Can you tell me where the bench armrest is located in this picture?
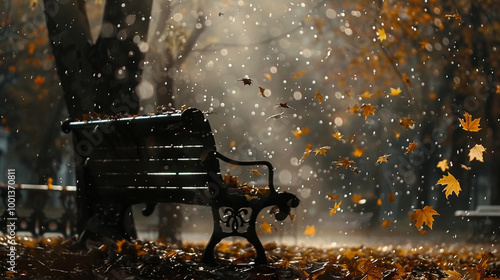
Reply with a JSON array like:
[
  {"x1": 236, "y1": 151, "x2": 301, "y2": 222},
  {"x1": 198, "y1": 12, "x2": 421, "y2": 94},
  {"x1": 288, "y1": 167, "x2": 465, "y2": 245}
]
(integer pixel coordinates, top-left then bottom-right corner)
[{"x1": 214, "y1": 152, "x2": 277, "y2": 194}]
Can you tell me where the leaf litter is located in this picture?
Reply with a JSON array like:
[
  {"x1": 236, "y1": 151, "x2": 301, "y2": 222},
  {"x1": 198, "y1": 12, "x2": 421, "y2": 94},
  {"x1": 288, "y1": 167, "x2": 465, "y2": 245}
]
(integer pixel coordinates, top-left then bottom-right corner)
[{"x1": 1, "y1": 236, "x2": 499, "y2": 279}]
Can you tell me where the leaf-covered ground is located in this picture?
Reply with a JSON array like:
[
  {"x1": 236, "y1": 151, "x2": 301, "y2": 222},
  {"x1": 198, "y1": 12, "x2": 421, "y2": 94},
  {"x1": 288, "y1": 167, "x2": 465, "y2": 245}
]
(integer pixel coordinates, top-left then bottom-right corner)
[{"x1": 1, "y1": 236, "x2": 499, "y2": 279}]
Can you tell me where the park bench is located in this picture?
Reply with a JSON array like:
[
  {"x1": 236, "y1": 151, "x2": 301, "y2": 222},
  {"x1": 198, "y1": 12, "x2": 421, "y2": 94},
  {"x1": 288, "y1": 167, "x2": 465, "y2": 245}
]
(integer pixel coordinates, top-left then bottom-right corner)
[
  {"x1": 455, "y1": 205, "x2": 500, "y2": 242},
  {"x1": 61, "y1": 107, "x2": 299, "y2": 264}
]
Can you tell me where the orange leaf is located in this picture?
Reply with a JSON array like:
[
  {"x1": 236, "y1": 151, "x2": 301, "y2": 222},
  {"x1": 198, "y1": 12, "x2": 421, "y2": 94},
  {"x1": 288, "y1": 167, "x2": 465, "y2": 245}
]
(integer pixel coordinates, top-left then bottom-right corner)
[
  {"x1": 381, "y1": 220, "x2": 391, "y2": 228},
  {"x1": 250, "y1": 169, "x2": 262, "y2": 176},
  {"x1": 390, "y1": 87, "x2": 401, "y2": 96},
  {"x1": 459, "y1": 112, "x2": 481, "y2": 132},
  {"x1": 437, "y1": 172, "x2": 461, "y2": 199},
  {"x1": 261, "y1": 221, "x2": 272, "y2": 233},
  {"x1": 377, "y1": 28, "x2": 386, "y2": 41},
  {"x1": 314, "y1": 146, "x2": 331, "y2": 156},
  {"x1": 360, "y1": 104, "x2": 375, "y2": 119},
  {"x1": 400, "y1": 117, "x2": 415, "y2": 129},
  {"x1": 348, "y1": 104, "x2": 360, "y2": 114},
  {"x1": 468, "y1": 144, "x2": 486, "y2": 162},
  {"x1": 360, "y1": 91, "x2": 373, "y2": 98},
  {"x1": 352, "y1": 194, "x2": 362, "y2": 204},
  {"x1": 405, "y1": 141, "x2": 417, "y2": 154},
  {"x1": 333, "y1": 156, "x2": 355, "y2": 169},
  {"x1": 34, "y1": 75, "x2": 45, "y2": 86},
  {"x1": 264, "y1": 73, "x2": 272, "y2": 80},
  {"x1": 293, "y1": 127, "x2": 310, "y2": 139},
  {"x1": 410, "y1": 206, "x2": 439, "y2": 230},
  {"x1": 299, "y1": 144, "x2": 312, "y2": 163},
  {"x1": 47, "y1": 177, "x2": 53, "y2": 190},
  {"x1": 292, "y1": 70, "x2": 306, "y2": 79},
  {"x1": 315, "y1": 89, "x2": 323, "y2": 104},
  {"x1": 436, "y1": 159, "x2": 449, "y2": 172},
  {"x1": 376, "y1": 154, "x2": 391, "y2": 164},
  {"x1": 377, "y1": 198, "x2": 382, "y2": 206},
  {"x1": 388, "y1": 192, "x2": 395, "y2": 203},
  {"x1": 329, "y1": 200, "x2": 342, "y2": 216},
  {"x1": 332, "y1": 131, "x2": 343, "y2": 140},
  {"x1": 352, "y1": 146, "x2": 365, "y2": 157},
  {"x1": 304, "y1": 225, "x2": 316, "y2": 236},
  {"x1": 28, "y1": 42, "x2": 36, "y2": 54}
]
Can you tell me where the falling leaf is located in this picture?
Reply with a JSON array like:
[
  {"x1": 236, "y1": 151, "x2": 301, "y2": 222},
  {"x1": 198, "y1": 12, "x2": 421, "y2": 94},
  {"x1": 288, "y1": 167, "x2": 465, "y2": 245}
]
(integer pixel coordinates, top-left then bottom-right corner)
[
  {"x1": 265, "y1": 112, "x2": 286, "y2": 121},
  {"x1": 437, "y1": 172, "x2": 461, "y2": 199},
  {"x1": 461, "y1": 164, "x2": 471, "y2": 170},
  {"x1": 388, "y1": 193, "x2": 396, "y2": 203},
  {"x1": 277, "y1": 102, "x2": 291, "y2": 109},
  {"x1": 376, "y1": 154, "x2": 391, "y2": 164},
  {"x1": 238, "y1": 77, "x2": 253, "y2": 85},
  {"x1": 293, "y1": 127, "x2": 310, "y2": 139},
  {"x1": 420, "y1": 39, "x2": 429, "y2": 50},
  {"x1": 402, "y1": 73, "x2": 411, "y2": 86},
  {"x1": 390, "y1": 87, "x2": 401, "y2": 96},
  {"x1": 8, "y1": 66, "x2": 16, "y2": 72},
  {"x1": 377, "y1": 198, "x2": 382, "y2": 206},
  {"x1": 332, "y1": 131, "x2": 343, "y2": 140},
  {"x1": 28, "y1": 42, "x2": 36, "y2": 55},
  {"x1": 496, "y1": 84, "x2": 500, "y2": 95},
  {"x1": 299, "y1": 144, "x2": 312, "y2": 162},
  {"x1": 352, "y1": 146, "x2": 365, "y2": 157},
  {"x1": 315, "y1": 89, "x2": 323, "y2": 104},
  {"x1": 468, "y1": 144, "x2": 486, "y2": 162},
  {"x1": 400, "y1": 117, "x2": 415, "y2": 129},
  {"x1": 292, "y1": 70, "x2": 306, "y2": 79},
  {"x1": 377, "y1": 28, "x2": 386, "y2": 41},
  {"x1": 264, "y1": 73, "x2": 272, "y2": 80},
  {"x1": 261, "y1": 221, "x2": 272, "y2": 233},
  {"x1": 381, "y1": 220, "x2": 391, "y2": 228},
  {"x1": 314, "y1": 146, "x2": 331, "y2": 156},
  {"x1": 333, "y1": 156, "x2": 355, "y2": 169},
  {"x1": 29, "y1": 0, "x2": 38, "y2": 11},
  {"x1": 352, "y1": 194, "x2": 362, "y2": 204},
  {"x1": 249, "y1": 169, "x2": 262, "y2": 176},
  {"x1": 34, "y1": 75, "x2": 45, "y2": 86},
  {"x1": 405, "y1": 141, "x2": 417, "y2": 154},
  {"x1": 360, "y1": 91, "x2": 373, "y2": 98},
  {"x1": 445, "y1": 11, "x2": 462, "y2": 20},
  {"x1": 410, "y1": 206, "x2": 439, "y2": 230},
  {"x1": 304, "y1": 225, "x2": 316, "y2": 236},
  {"x1": 327, "y1": 193, "x2": 339, "y2": 200},
  {"x1": 329, "y1": 200, "x2": 342, "y2": 216},
  {"x1": 360, "y1": 104, "x2": 375, "y2": 119},
  {"x1": 348, "y1": 104, "x2": 360, "y2": 114},
  {"x1": 437, "y1": 159, "x2": 449, "y2": 172},
  {"x1": 459, "y1": 112, "x2": 481, "y2": 132},
  {"x1": 258, "y1": 87, "x2": 266, "y2": 97}
]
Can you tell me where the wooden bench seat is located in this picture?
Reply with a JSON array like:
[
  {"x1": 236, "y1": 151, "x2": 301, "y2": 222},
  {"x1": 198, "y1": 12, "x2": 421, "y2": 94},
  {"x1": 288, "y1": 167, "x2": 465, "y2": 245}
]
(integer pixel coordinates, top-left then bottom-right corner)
[{"x1": 62, "y1": 108, "x2": 299, "y2": 264}]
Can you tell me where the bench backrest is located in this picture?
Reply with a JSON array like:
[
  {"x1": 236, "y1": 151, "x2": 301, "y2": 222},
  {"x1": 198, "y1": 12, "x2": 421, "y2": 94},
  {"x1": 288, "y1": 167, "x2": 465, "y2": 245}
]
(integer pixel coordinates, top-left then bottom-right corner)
[{"x1": 65, "y1": 108, "x2": 220, "y2": 203}]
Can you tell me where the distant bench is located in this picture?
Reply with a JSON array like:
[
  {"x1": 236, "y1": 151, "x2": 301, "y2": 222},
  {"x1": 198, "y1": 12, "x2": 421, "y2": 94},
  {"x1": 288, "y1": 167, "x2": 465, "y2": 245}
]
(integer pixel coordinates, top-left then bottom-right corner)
[
  {"x1": 455, "y1": 205, "x2": 500, "y2": 241},
  {"x1": 62, "y1": 108, "x2": 299, "y2": 264}
]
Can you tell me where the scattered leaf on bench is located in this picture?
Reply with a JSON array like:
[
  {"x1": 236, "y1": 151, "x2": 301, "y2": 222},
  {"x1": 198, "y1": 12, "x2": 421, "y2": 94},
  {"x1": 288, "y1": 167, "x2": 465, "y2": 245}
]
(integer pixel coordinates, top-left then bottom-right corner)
[{"x1": 437, "y1": 172, "x2": 461, "y2": 199}]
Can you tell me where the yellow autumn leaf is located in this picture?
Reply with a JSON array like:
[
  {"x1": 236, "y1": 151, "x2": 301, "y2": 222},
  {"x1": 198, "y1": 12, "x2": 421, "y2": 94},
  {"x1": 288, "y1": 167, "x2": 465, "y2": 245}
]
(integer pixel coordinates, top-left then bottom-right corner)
[
  {"x1": 332, "y1": 131, "x2": 343, "y2": 140},
  {"x1": 437, "y1": 172, "x2": 461, "y2": 199},
  {"x1": 436, "y1": 159, "x2": 449, "y2": 172},
  {"x1": 468, "y1": 144, "x2": 486, "y2": 162},
  {"x1": 377, "y1": 28, "x2": 386, "y2": 41},
  {"x1": 360, "y1": 104, "x2": 375, "y2": 119},
  {"x1": 410, "y1": 206, "x2": 439, "y2": 230},
  {"x1": 299, "y1": 144, "x2": 312, "y2": 163},
  {"x1": 459, "y1": 112, "x2": 481, "y2": 132},
  {"x1": 304, "y1": 225, "x2": 316, "y2": 236},
  {"x1": 329, "y1": 200, "x2": 342, "y2": 216},
  {"x1": 314, "y1": 146, "x2": 331, "y2": 156},
  {"x1": 390, "y1": 87, "x2": 401, "y2": 96},
  {"x1": 261, "y1": 221, "x2": 272, "y2": 233},
  {"x1": 360, "y1": 91, "x2": 373, "y2": 98},
  {"x1": 376, "y1": 154, "x2": 391, "y2": 164},
  {"x1": 293, "y1": 127, "x2": 310, "y2": 139}
]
